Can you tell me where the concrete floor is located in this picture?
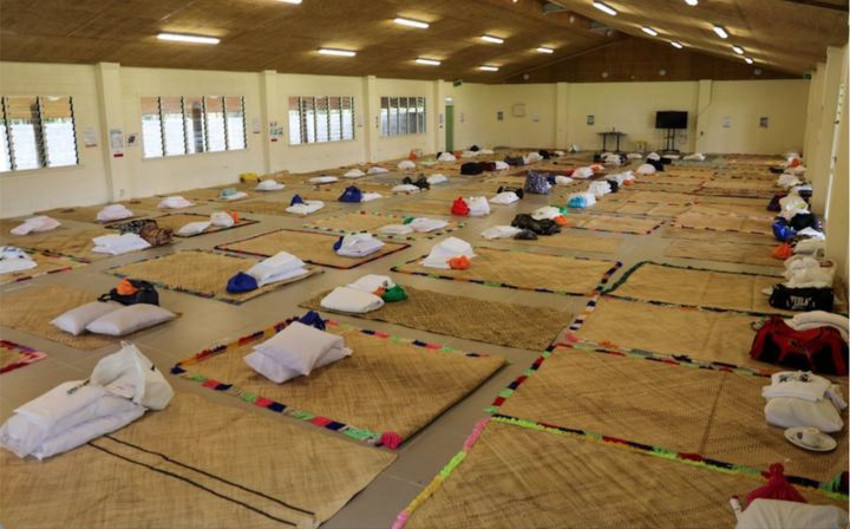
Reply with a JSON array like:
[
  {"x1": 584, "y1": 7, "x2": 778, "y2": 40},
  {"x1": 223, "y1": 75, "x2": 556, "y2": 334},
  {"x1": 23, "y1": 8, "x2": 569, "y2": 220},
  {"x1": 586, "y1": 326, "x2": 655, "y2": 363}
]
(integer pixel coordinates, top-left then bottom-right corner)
[{"x1": 0, "y1": 167, "x2": 786, "y2": 528}]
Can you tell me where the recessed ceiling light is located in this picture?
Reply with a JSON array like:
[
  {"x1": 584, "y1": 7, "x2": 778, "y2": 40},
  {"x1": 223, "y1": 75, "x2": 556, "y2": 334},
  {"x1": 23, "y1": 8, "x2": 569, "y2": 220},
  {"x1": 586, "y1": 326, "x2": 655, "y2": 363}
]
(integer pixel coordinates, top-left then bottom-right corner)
[
  {"x1": 277, "y1": 0, "x2": 302, "y2": 4},
  {"x1": 415, "y1": 57, "x2": 441, "y2": 66},
  {"x1": 157, "y1": 32, "x2": 220, "y2": 45},
  {"x1": 536, "y1": 46, "x2": 555, "y2": 54},
  {"x1": 592, "y1": 1, "x2": 618, "y2": 16},
  {"x1": 479, "y1": 65, "x2": 500, "y2": 71},
  {"x1": 394, "y1": 17, "x2": 429, "y2": 29},
  {"x1": 684, "y1": 0, "x2": 698, "y2": 5},
  {"x1": 744, "y1": 56, "x2": 754, "y2": 64},
  {"x1": 480, "y1": 34, "x2": 505, "y2": 44},
  {"x1": 641, "y1": 26, "x2": 659, "y2": 36},
  {"x1": 732, "y1": 45, "x2": 744, "y2": 55},
  {"x1": 318, "y1": 48, "x2": 356, "y2": 57},
  {"x1": 671, "y1": 41, "x2": 684, "y2": 49},
  {"x1": 712, "y1": 25, "x2": 729, "y2": 39}
]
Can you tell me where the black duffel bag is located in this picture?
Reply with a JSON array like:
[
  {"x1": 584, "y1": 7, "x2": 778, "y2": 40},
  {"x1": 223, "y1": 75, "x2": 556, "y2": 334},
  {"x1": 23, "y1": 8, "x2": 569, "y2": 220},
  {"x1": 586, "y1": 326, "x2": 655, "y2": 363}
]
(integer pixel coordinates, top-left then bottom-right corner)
[
  {"x1": 99, "y1": 279, "x2": 160, "y2": 306},
  {"x1": 768, "y1": 284, "x2": 834, "y2": 312}
]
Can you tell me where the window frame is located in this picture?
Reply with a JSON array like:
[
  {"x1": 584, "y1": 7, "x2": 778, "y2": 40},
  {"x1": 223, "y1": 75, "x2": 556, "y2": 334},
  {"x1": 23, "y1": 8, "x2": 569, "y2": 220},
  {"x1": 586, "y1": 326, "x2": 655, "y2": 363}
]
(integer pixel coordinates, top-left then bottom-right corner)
[
  {"x1": 288, "y1": 95, "x2": 356, "y2": 147},
  {"x1": 380, "y1": 96, "x2": 427, "y2": 138},
  {"x1": 0, "y1": 95, "x2": 80, "y2": 173}
]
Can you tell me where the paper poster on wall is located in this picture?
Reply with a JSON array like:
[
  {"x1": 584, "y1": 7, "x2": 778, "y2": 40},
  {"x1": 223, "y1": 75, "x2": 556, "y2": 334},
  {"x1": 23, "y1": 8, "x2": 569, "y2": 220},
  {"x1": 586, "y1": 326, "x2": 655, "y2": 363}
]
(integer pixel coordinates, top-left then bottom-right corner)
[
  {"x1": 759, "y1": 117, "x2": 769, "y2": 128},
  {"x1": 83, "y1": 127, "x2": 98, "y2": 148},
  {"x1": 722, "y1": 117, "x2": 732, "y2": 128},
  {"x1": 532, "y1": 114, "x2": 540, "y2": 123},
  {"x1": 497, "y1": 111, "x2": 504, "y2": 121},
  {"x1": 357, "y1": 114, "x2": 364, "y2": 128},
  {"x1": 586, "y1": 115, "x2": 595, "y2": 126},
  {"x1": 269, "y1": 121, "x2": 283, "y2": 142},
  {"x1": 251, "y1": 117, "x2": 262, "y2": 134},
  {"x1": 511, "y1": 104, "x2": 526, "y2": 118},
  {"x1": 109, "y1": 128, "x2": 124, "y2": 158}
]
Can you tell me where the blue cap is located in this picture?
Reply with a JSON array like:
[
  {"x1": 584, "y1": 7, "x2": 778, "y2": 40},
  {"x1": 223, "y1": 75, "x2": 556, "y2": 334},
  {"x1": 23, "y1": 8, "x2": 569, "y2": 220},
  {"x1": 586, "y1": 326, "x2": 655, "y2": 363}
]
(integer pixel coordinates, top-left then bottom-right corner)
[
  {"x1": 332, "y1": 236, "x2": 344, "y2": 251},
  {"x1": 338, "y1": 185, "x2": 363, "y2": 203},
  {"x1": 299, "y1": 310, "x2": 327, "y2": 330},
  {"x1": 290, "y1": 194, "x2": 304, "y2": 206},
  {"x1": 226, "y1": 272, "x2": 258, "y2": 293}
]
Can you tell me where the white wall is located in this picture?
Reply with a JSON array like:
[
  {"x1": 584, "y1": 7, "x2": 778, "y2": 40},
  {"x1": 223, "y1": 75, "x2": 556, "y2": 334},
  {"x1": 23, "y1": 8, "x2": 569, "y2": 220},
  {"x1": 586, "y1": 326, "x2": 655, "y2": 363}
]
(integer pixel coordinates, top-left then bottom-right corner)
[
  {"x1": 0, "y1": 60, "x2": 815, "y2": 217},
  {"x1": 0, "y1": 62, "x2": 110, "y2": 215}
]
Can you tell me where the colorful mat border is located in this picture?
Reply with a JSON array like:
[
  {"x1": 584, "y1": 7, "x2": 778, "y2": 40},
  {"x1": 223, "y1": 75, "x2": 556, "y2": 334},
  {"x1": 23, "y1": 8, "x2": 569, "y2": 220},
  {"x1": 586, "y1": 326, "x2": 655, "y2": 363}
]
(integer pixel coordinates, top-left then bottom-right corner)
[
  {"x1": 391, "y1": 248, "x2": 622, "y2": 298},
  {"x1": 106, "y1": 249, "x2": 323, "y2": 306},
  {"x1": 171, "y1": 317, "x2": 499, "y2": 450},
  {"x1": 301, "y1": 210, "x2": 465, "y2": 241},
  {"x1": 391, "y1": 416, "x2": 848, "y2": 529},
  {"x1": 213, "y1": 228, "x2": 411, "y2": 270},
  {"x1": 0, "y1": 340, "x2": 47, "y2": 374},
  {"x1": 105, "y1": 212, "x2": 260, "y2": 238}
]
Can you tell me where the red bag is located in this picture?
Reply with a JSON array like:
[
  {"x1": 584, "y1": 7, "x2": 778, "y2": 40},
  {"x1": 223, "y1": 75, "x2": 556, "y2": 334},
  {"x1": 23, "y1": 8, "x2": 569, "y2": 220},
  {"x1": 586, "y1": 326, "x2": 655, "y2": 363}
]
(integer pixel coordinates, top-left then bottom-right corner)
[
  {"x1": 750, "y1": 316, "x2": 848, "y2": 375},
  {"x1": 451, "y1": 197, "x2": 470, "y2": 216},
  {"x1": 745, "y1": 464, "x2": 807, "y2": 507}
]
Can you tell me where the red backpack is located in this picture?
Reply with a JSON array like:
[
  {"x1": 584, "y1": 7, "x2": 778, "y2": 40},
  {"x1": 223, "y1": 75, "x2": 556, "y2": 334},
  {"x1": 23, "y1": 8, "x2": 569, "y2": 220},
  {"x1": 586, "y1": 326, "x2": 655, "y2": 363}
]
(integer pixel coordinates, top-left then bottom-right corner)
[{"x1": 750, "y1": 316, "x2": 848, "y2": 375}]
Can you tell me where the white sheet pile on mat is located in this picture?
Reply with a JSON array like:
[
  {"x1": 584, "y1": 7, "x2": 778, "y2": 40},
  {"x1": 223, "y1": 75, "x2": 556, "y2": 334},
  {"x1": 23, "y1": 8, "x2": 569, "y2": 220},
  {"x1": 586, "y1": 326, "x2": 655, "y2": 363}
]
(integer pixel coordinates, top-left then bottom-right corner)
[
  {"x1": 481, "y1": 226, "x2": 522, "y2": 240},
  {"x1": 0, "y1": 247, "x2": 37, "y2": 275},
  {"x1": 427, "y1": 173, "x2": 448, "y2": 184},
  {"x1": 0, "y1": 343, "x2": 172, "y2": 460},
  {"x1": 255, "y1": 179, "x2": 285, "y2": 191},
  {"x1": 11, "y1": 216, "x2": 61, "y2": 235},
  {"x1": 92, "y1": 234, "x2": 151, "y2": 255},
  {"x1": 96, "y1": 204, "x2": 134, "y2": 222},
  {"x1": 762, "y1": 371, "x2": 846, "y2": 433},
  {"x1": 177, "y1": 221, "x2": 211, "y2": 236},
  {"x1": 245, "y1": 322, "x2": 352, "y2": 383},
  {"x1": 368, "y1": 166, "x2": 389, "y2": 174},
  {"x1": 735, "y1": 499, "x2": 847, "y2": 529},
  {"x1": 157, "y1": 196, "x2": 194, "y2": 209},
  {"x1": 320, "y1": 286, "x2": 384, "y2": 313},
  {"x1": 246, "y1": 251, "x2": 309, "y2": 286},
  {"x1": 490, "y1": 192, "x2": 519, "y2": 205},
  {"x1": 308, "y1": 176, "x2": 338, "y2": 184},
  {"x1": 336, "y1": 233, "x2": 385, "y2": 257},
  {"x1": 409, "y1": 218, "x2": 448, "y2": 233},
  {"x1": 421, "y1": 237, "x2": 475, "y2": 269},
  {"x1": 286, "y1": 200, "x2": 324, "y2": 215},
  {"x1": 467, "y1": 196, "x2": 490, "y2": 216},
  {"x1": 343, "y1": 169, "x2": 365, "y2": 178}
]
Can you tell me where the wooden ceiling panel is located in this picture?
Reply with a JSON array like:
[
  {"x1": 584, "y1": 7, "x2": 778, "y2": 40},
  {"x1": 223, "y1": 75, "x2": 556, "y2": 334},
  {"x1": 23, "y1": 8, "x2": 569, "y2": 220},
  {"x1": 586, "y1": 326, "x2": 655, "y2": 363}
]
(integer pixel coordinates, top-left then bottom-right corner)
[{"x1": 0, "y1": 0, "x2": 844, "y2": 82}]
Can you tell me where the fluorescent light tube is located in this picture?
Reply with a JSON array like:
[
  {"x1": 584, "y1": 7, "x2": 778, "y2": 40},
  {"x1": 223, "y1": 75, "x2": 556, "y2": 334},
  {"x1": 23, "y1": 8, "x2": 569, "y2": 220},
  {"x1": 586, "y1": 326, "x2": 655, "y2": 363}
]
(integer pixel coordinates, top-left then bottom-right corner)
[
  {"x1": 744, "y1": 56, "x2": 754, "y2": 64},
  {"x1": 732, "y1": 44, "x2": 744, "y2": 54},
  {"x1": 685, "y1": 0, "x2": 698, "y2": 5},
  {"x1": 157, "y1": 33, "x2": 220, "y2": 45},
  {"x1": 479, "y1": 65, "x2": 499, "y2": 72},
  {"x1": 641, "y1": 26, "x2": 659, "y2": 36},
  {"x1": 480, "y1": 35, "x2": 505, "y2": 44},
  {"x1": 318, "y1": 48, "x2": 356, "y2": 57},
  {"x1": 536, "y1": 46, "x2": 555, "y2": 53},
  {"x1": 394, "y1": 17, "x2": 429, "y2": 29},
  {"x1": 278, "y1": 0, "x2": 302, "y2": 4},
  {"x1": 592, "y1": 1, "x2": 618, "y2": 16},
  {"x1": 415, "y1": 58, "x2": 441, "y2": 66},
  {"x1": 712, "y1": 25, "x2": 729, "y2": 39},
  {"x1": 671, "y1": 41, "x2": 684, "y2": 49}
]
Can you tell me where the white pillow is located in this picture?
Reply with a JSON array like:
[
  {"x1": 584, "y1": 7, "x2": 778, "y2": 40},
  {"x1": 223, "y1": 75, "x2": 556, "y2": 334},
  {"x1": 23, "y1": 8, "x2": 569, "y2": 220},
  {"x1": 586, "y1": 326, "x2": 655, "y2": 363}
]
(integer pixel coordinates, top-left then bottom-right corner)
[
  {"x1": 736, "y1": 499, "x2": 847, "y2": 529},
  {"x1": 764, "y1": 397, "x2": 844, "y2": 433},
  {"x1": 86, "y1": 304, "x2": 175, "y2": 336},
  {"x1": 177, "y1": 221, "x2": 211, "y2": 236},
  {"x1": 244, "y1": 343, "x2": 350, "y2": 384},
  {"x1": 253, "y1": 322, "x2": 348, "y2": 376},
  {"x1": 51, "y1": 301, "x2": 124, "y2": 336}
]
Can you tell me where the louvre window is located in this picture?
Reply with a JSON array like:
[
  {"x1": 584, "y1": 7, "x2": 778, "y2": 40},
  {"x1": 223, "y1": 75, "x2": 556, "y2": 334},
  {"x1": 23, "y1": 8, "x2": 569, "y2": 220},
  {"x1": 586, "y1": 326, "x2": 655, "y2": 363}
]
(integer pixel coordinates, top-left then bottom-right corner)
[
  {"x1": 288, "y1": 96, "x2": 355, "y2": 145},
  {"x1": 380, "y1": 96, "x2": 426, "y2": 137},
  {"x1": 0, "y1": 96, "x2": 79, "y2": 172},
  {"x1": 141, "y1": 96, "x2": 246, "y2": 159}
]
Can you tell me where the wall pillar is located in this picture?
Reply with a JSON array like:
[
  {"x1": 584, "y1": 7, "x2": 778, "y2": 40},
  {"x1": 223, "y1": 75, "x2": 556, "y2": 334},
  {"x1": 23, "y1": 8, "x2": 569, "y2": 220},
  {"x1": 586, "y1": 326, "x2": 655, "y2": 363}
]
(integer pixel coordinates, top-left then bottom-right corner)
[
  {"x1": 555, "y1": 82, "x2": 569, "y2": 148},
  {"x1": 803, "y1": 64, "x2": 825, "y2": 161},
  {"x1": 810, "y1": 46, "x2": 846, "y2": 215},
  {"x1": 94, "y1": 62, "x2": 130, "y2": 200},
  {"x1": 259, "y1": 70, "x2": 279, "y2": 173},
  {"x1": 362, "y1": 75, "x2": 379, "y2": 163},
  {"x1": 432, "y1": 80, "x2": 445, "y2": 153},
  {"x1": 825, "y1": 64, "x2": 848, "y2": 290},
  {"x1": 694, "y1": 79, "x2": 713, "y2": 154}
]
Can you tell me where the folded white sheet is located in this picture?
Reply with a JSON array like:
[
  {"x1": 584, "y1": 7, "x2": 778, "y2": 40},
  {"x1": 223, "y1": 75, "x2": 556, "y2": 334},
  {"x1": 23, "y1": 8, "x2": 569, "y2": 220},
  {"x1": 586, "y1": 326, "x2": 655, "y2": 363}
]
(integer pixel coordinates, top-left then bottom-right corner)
[
  {"x1": 409, "y1": 218, "x2": 448, "y2": 233},
  {"x1": 427, "y1": 174, "x2": 448, "y2": 184},
  {"x1": 177, "y1": 221, "x2": 211, "y2": 236},
  {"x1": 572, "y1": 167, "x2": 594, "y2": 179},
  {"x1": 437, "y1": 152, "x2": 457, "y2": 162},
  {"x1": 32, "y1": 404, "x2": 145, "y2": 460},
  {"x1": 588, "y1": 181, "x2": 612, "y2": 198},
  {"x1": 481, "y1": 226, "x2": 522, "y2": 240},
  {"x1": 735, "y1": 499, "x2": 848, "y2": 529},
  {"x1": 336, "y1": 233, "x2": 385, "y2": 257},
  {"x1": 787, "y1": 311, "x2": 849, "y2": 341},
  {"x1": 320, "y1": 286, "x2": 384, "y2": 313},
  {"x1": 494, "y1": 161, "x2": 509, "y2": 171},
  {"x1": 256, "y1": 180, "x2": 285, "y2": 191},
  {"x1": 92, "y1": 233, "x2": 152, "y2": 255},
  {"x1": 531, "y1": 206, "x2": 562, "y2": 221},
  {"x1": 0, "y1": 247, "x2": 36, "y2": 275},
  {"x1": 247, "y1": 251, "x2": 308, "y2": 286},
  {"x1": 467, "y1": 196, "x2": 490, "y2": 216},
  {"x1": 555, "y1": 175, "x2": 574, "y2": 186},
  {"x1": 210, "y1": 211, "x2": 235, "y2": 227},
  {"x1": 251, "y1": 321, "x2": 351, "y2": 378},
  {"x1": 378, "y1": 224, "x2": 414, "y2": 236},
  {"x1": 308, "y1": 176, "x2": 338, "y2": 184},
  {"x1": 157, "y1": 196, "x2": 194, "y2": 209},
  {"x1": 647, "y1": 152, "x2": 661, "y2": 161},
  {"x1": 286, "y1": 200, "x2": 324, "y2": 215},
  {"x1": 368, "y1": 166, "x2": 389, "y2": 174},
  {"x1": 637, "y1": 164, "x2": 656, "y2": 175},
  {"x1": 764, "y1": 396, "x2": 843, "y2": 432},
  {"x1": 219, "y1": 191, "x2": 248, "y2": 201},
  {"x1": 11, "y1": 216, "x2": 61, "y2": 235},
  {"x1": 762, "y1": 371, "x2": 832, "y2": 402},
  {"x1": 398, "y1": 160, "x2": 416, "y2": 170},
  {"x1": 421, "y1": 237, "x2": 475, "y2": 269},
  {"x1": 392, "y1": 184, "x2": 420, "y2": 194},
  {"x1": 343, "y1": 169, "x2": 365, "y2": 178},
  {"x1": 490, "y1": 192, "x2": 519, "y2": 205},
  {"x1": 361, "y1": 192, "x2": 383, "y2": 202},
  {"x1": 347, "y1": 274, "x2": 395, "y2": 294},
  {"x1": 96, "y1": 204, "x2": 134, "y2": 222},
  {"x1": 683, "y1": 153, "x2": 705, "y2": 161}
]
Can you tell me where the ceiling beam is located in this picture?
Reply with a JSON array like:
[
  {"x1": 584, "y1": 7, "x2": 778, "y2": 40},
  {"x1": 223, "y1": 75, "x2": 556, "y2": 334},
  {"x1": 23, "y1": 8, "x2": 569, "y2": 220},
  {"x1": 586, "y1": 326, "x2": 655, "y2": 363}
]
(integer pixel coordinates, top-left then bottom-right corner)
[{"x1": 779, "y1": 0, "x2": 848, "y2": 12}]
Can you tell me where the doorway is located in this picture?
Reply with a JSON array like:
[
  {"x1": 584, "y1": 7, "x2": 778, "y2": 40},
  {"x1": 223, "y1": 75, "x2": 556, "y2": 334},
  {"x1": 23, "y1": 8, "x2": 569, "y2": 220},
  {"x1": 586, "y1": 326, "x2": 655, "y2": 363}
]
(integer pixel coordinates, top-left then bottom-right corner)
[{"x1": 445, "y1": 104, "x2": 454, "y2": 152}]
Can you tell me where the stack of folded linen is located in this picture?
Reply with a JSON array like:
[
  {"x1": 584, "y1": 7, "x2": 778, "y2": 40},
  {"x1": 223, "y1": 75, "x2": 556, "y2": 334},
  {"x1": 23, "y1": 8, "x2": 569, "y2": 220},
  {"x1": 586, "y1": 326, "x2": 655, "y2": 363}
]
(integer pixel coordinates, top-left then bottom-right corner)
[
  {"x1": 219, "y1": 188, "x2": 248, "y2": 201},
  {"x1": 361, "y1": 192, "x2": 382, "y2": 202},
  {"x1": 335, "y1": 233, "x2": 385, "y2": 257},
  {"x1": 479, "y1": 148, "x2": 495, "y2": 155},
  {"x1": 603, "y1": 153, "x2": 622, "y2": 165},
  {"x1": 92, "y1": 233, "x2": 151, "y2": 255},
  {"x1": 762, "y1": 371, "x2": 846, "y2": 433},
  {"x1": 421, "y1": 237, "x2": 475, "y2": 269},
  {"x1": 437, "y1": 152, "x2": 457, "y2": 162},
  {"x1": 777, "y1": 173, "x2": 802, "y2": 188},
  {"x1": 255, "y1": 179, "x2": 284, "y2": 191},
  {"x1": 320, "y1": 286, "x2": 385, "y2": 313},
  {"x1": 481, "y1": 226, "x2": 522, "y2": 240},
  {"x1": 308, "y1": 176, "x2": 338, "y2": 184},
  {"x1": 525, "y1": 152, "x2": 544, "y2": 164},
  {"x1": 347, "y1": 274, "x2": 395, "y2": 295},
  {"x1": 626, "y1": 152, "x2": 644, "y2": 160},
  {"x1": 494, "y1": 161, "x2": 509, "y2": 171},
  {"x1": 246, "y1": 251, "x2": 310, "y2": 286},
  {"x1": 177, "y1": 221, "x2": 211, "y2": 236},
  {"x1": 467, "y1": 196, "x2": 490, "y2": 216},
  {"x1": 787, "y1": 311, "x2": 849, "y2": 340},
  {"x1": 567, "y1": 192, "x2": 597, "y2": 209},
  {"x1": 608, "y1": 171, "x2": 635, "y2": 186},
  {"x1": 398, "y1": 160, "x2": 416, "y2": 170},
  {"x1": 286, "y1": 197, "x2": 324, "y2": 215},
  {"x1": 210, "y1": 211, "x2": 236, "y2": 227},
  {"x1": 343, "y1": 168, "x2": 365, "y2": 179},
  {"x1": 0, "y1": 247, "x2": 37, "y2": 275},
  {"x1": 378, "y1": 224, "x2": 413, "y2": 236},
  {"x1": 636, "y1": 163, "x2": 656, "y2": 175},
  {"x1": 426, "y1": 173, "x2": 448, "y2": 184},
  {"x1": 531, "y1": 206, "x2": 563, "y2": 221},
  {"x1": 96, "y1": 204, "x2": 134, "y2": 222},
  {"x1": 555, "y1": 175, "x2": 574, "y2": 186},
  {"x1": 0, "y1": 343, "x2": 172, "y2": 459},
  {"x1": 735, "y1": 499, "x2": 847, "y2": 529},
  {"x1": 588, "y1": 181, "x2": 612, "y2": 198},
  {"x1": 11, "y1": 215, "x2": 61, "y2": 235},
  {"x1": 572, "y1": 167, "x2": 594, "y2": 179},
  {"x1": 489, "y1": 191, "x2": 520, "y2": 205},
  {"x1": 368, "y1": 166, "x2": 389, "y2": 174},
  {"x1": 682, "y1": 152, "x2": 705, "y2": 161},
  {"x1": 408, "y1": 218, "x2": 448, "y2": 232},
  {"x1": 244, "y1": 321, "x2": 352, "y2": 383},
  {"x1": 461, "y1": 150, "x2": 478, "y2": 158},
  {"x1": 157, "y1": 196, "x2": 194, "y2": 209},
  {"x1": 783, "y1": 255, "x2": 835, "y2": 289},
  {"x1": 392, "y1": 184, "x2": 420, "y2": 194}
]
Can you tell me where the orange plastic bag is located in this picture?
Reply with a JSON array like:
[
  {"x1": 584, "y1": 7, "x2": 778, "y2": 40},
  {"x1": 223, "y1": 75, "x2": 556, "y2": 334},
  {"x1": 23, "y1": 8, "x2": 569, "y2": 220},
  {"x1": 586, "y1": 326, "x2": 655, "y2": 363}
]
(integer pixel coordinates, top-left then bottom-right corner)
[
  {"x1": 228, "y1": 211, "x2": 240, "y2": 223},
  {"x1": 772, "y1": 243, "x2": 793, "y2": 260},
  {"x1": 116, "y1": 278, "x2": 140, "y2": 296},
  {"x1": 448, "y1": 255, "x2": 471, "y2": 270},
  {"x1": 553, "y1": 215, "x2": 568, "y2": 227}
]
